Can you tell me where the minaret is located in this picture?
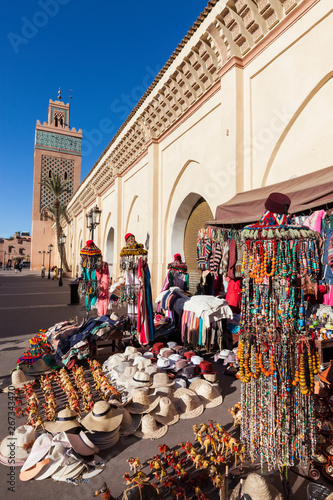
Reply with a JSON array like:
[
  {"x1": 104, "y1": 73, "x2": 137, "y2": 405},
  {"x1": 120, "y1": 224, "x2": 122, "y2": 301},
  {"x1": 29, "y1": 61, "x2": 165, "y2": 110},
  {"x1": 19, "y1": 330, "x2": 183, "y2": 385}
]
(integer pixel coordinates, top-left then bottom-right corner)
[{"x1": 31, "y1": 90, "x2": 82, "y2": 270}]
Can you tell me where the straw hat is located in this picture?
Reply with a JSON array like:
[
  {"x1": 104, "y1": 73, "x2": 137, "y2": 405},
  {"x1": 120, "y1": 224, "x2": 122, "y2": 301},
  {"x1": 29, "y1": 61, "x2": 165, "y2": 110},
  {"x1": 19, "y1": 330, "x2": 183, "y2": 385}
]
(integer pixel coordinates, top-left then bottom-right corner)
[
  {"x1": 157, "y1": 358, "x2": 171, "y2": 369},
  {"x1": 20, "y1": 433, "x2": 53, "y2": 473},
  {"x1": 134, "y1": 414, "x2": 168, "y2": 440},
  {"x1": 20, "y1": 457, "x2": 51, "y2": 481},
  {"x1": 150, "y1": 386, "x2": 173, "y2": 397},
  {"x1": 189, "y1": 379, "x2": 223, "y2": 408},
  {"x1": 174, "y1": 359, "x2": 188, "y2": 372},
  {"x1": 81, "y1": 401, "x2": 123, "y2": 432},
  {"x1": 191, "y1": 355, "x2": 204, "y2": 366},
  {"x1": 0, "y1": 425, "x2": 35, "y2": 466},
  {"x1": 173, "y1": 388, "x2": 204, "y2": 419},
  {"x1": 133, "y1": 356, "x2": 152, "y2": 370},
  {"x1": 2, "y1": 369, "x2": 35, "y2": 392},
  {"x1": 174, "y1": 378, "x2": 187, "y2": 389},
  {"x1": 123, "y1": 346, "x2": 138, "y2": 358},
  {"x1": 67, "y1": 431, "x2": 99, "y2": 456},
  {"x1": 219, "y1": 349, "x2": 231, "y2": 359},
  {"x1": 127, "y1": 352, "x2": 143, "y2": 362},
  {"x1": 126, "y1": 389, "x2": 160, "y2": 414},
  {"x1": 26, "y1": 358, "x2": 53, "y2": 376},
  {"x1": 34, "y1": 443, "x2": 66, "y2": 480},
  {"x1": 230, "y1": 473, "x2": 283, "y2": 500},
  {"x1": 103, "y1": 353, "x2": 125, "y2": 371},
  {"x1": 51, "y1": 459, "x2": 86, "y2": 482},
  {"x1": 113, "y1": 360, "x2": 133, "y2": 375},
  {"x1": 44, "y1": 408, "x2": 82, "y2": 434},
  {"x1": 158, "y1": 348, "x2": 174, "y2": 358},
  {"x1": 118, "y1": 406, "x2": 142, "y2": 436},
  {"x1": 143, "y1": 351, "x2": 154, "y2": 359},
  {"x1": 145, "y1": 365, "x2": 160, "y2": 377},
  {"x1": 151, "y1": 372, "x2": 175, "y2": 388},
  {"x1": 86, "y1": 428, "x2": 120, "y2": 450},
  {"x1": 152, "y1": 397, "x2": 180, "y2": 426},
  {"x1": 116, "y1": 366, "x2": 138, "y2": 387},
  {"x1": 167, "y1": 341, "x2": 178, "y2": 349},
  {"x1": 128, "y1": 371, "x2": 152, "y2": 389},
  {"x1": 203, "y1": 372, "x2": 217, "y2": 383}
]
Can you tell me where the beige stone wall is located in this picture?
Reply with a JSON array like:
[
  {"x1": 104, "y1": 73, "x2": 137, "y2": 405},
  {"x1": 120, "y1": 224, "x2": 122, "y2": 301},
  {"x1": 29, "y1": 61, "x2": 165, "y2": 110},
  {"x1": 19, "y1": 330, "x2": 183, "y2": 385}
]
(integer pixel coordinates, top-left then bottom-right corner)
[{"x1": 64, "y1": 0, "x2": 333, "y2": 298}]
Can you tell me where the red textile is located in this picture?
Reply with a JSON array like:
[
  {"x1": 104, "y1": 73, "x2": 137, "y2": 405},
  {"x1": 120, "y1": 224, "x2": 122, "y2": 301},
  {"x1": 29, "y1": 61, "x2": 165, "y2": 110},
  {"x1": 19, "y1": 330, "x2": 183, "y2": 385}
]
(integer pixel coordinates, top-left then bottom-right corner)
[{"x1": 226, "y1": 278, "x2": 242, "y2": 313}]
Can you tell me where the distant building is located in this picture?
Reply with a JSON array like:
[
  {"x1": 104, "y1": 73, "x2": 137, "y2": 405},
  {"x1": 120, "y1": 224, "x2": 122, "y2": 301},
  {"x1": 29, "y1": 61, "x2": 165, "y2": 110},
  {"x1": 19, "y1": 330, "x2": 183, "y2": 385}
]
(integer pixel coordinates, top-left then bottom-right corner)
[
  {"x1": 31, "y1": 98, "x2": 82, "y2": 270},
  {"x1": 0, "y1": 232, "x2": 31, "y2": 266}
]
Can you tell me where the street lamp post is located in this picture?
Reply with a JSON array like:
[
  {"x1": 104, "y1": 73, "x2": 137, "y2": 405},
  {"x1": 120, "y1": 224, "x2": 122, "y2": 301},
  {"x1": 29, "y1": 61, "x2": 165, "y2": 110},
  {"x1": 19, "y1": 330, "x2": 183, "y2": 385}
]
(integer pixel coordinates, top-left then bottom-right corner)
[
  {"x1": 47, "y1": 244, "x2": 53, "y2": 279},
  {"x1": 59, "y1": 234, "x2": 66, "y2": 287},
  {"x1": 39, "y1": 250, "x2": 46, "y2": 266},
  {"x1": 86, "y1": 205, "x2": 102, "y2": 241},
  {"x1": 4, "y1": 251, "x2": 6, "y2": 270}
]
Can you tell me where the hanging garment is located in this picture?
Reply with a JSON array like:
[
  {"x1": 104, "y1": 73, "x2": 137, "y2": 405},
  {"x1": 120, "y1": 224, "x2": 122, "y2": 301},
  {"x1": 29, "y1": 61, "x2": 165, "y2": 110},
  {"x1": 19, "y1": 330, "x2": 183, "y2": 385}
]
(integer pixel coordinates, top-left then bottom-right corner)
[
  {"x1": 96, "y1": 262, "x2": 110, "y2": 316},
  {"x1": 225, "y1": 278, "x2": 242, "y2": 313}
]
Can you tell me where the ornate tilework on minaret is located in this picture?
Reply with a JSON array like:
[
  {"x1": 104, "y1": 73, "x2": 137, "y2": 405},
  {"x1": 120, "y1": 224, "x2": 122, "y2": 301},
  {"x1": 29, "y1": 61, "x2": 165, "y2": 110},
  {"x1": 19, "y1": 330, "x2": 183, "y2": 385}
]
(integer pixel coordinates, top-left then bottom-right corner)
[{"x1": 31, "y1": 97, "x2": 82, "y2": 271}]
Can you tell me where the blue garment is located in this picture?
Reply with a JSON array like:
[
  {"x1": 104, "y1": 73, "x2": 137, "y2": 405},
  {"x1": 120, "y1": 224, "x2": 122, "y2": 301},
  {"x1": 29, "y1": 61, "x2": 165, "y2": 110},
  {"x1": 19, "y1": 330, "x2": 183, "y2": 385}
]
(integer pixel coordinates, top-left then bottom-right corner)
[{"x1": 322, "y1": 228, "x2": 333, "y2": 285}]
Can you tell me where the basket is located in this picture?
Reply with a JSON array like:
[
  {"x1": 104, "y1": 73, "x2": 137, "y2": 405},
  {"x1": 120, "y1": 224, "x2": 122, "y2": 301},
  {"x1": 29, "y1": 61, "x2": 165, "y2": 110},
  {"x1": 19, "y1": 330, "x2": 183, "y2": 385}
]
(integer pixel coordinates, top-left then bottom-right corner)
[{"x1": 307, "y1": 483, "x2": 332, "y2": 500}]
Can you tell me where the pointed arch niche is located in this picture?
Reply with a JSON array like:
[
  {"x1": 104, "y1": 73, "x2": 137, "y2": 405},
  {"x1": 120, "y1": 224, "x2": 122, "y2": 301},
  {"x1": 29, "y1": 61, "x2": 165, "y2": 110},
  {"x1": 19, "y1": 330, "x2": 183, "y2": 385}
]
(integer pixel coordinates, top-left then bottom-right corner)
[{"x1": 262, "y1": 74, "x2": 333, "y2": 186}]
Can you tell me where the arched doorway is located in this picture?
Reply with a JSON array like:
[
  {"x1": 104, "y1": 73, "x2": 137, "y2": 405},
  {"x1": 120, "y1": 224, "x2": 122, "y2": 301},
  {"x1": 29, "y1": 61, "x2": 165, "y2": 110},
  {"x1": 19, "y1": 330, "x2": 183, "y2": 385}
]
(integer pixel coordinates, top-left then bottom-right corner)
[
  {"x1": 105, "y1": 227, "x2": 114, "y2": 279},
  {"x1": 171, "y1": 194, "x2": 213, "y2": 293}
]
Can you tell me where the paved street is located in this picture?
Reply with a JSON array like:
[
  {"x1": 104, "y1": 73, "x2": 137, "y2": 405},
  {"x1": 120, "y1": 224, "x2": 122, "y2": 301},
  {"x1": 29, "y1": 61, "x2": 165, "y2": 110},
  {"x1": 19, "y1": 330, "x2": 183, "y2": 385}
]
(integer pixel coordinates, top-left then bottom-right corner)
[{"x1": 0, "y1": 270, "x2": 331, "y2": 499}]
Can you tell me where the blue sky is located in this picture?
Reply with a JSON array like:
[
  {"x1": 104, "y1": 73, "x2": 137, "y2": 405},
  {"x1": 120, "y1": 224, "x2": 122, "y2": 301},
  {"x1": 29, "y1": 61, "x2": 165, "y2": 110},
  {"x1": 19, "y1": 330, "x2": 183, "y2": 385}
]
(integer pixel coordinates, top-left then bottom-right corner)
[{"x1": 0, "y1": 0, "x2": 209, "y2": 238}]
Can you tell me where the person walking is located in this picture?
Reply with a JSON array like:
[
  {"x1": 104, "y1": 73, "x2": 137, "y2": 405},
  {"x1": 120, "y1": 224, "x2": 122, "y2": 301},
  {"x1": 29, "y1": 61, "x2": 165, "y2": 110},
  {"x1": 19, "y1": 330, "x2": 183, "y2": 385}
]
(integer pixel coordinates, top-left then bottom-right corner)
[
  {"x1": 14, "y1": 262, "x2": 18, "y2": 273},
  {"x1": 19, "y1": 261, "x2": 23, "y2": 272},
  {"x1": 41, "y1": 265, "x2": 46, "y2": 278}
]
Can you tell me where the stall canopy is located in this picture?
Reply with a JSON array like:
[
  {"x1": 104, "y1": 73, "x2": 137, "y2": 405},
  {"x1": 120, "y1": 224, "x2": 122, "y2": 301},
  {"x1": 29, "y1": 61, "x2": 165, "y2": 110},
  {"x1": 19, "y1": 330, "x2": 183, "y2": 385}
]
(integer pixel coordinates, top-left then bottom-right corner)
[{"x1": 211, "y1": 165, "x2": 333, "y2": 225}]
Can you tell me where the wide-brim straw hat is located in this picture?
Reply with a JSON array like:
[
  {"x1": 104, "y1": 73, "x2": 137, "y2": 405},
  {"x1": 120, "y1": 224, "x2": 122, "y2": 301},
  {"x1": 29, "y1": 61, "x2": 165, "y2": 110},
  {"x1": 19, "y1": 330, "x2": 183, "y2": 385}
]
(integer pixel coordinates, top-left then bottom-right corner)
[
  {"x1": 21, "y1": 433, "x2": 53, "y2": 473},
  {"x1": 86, "y1": 428, "x2": 120, "y2": 450},
  {"x1": 19, "y1": 457, "x2": 51, "y2": 481},
  {"x1": 230, "y1": 473, "x2": 283, "y2": 500},
  {"x1": 44, "y1": 408, "x2": 82, "y2": 434},
  {"x1": 116, "y1": 403, "x2": 142, "y2": 436},
  {"x1": 134, "y1": 414, "x2": 168, "y2": 440},
  {"x1": 126, "y1": 389, "x2": 160, "y2": 414},
  {"x1": 145, "y1": 365, "x2": 160, "y2": 377},
  {"x1": 189, "y1": 379, "x2": 223, "y2": 408},
  {"x1": 151, "y1": 397, "x2": 180, "y2": 426},
  {"x1": 173, "y1": 388, "x2": 205, "y2": 419},
  {"x1": 67, "y1": 431, "x2": 99, "y2": 456},
  {"x1": 150, "y1": 386, "x2": 173, "y2": 397},
  {"x1": 151, "y1": 372, "x2": 175, "y2": 388},
  {"x1": 26, "y1": 358, "x2": 53, "y2": 376},
  {"x1": 0, "y1": 425, "x2": 35, "y2": 465},
  {"x1": 81, "y1": 401, "x2": 123, "y2": 432},
  {"x1": 2, "y1": 369, "x2": 35, "y2": 392},
  {"x1": 51, "y1": 459, "x2": 86, "y2": 482}
]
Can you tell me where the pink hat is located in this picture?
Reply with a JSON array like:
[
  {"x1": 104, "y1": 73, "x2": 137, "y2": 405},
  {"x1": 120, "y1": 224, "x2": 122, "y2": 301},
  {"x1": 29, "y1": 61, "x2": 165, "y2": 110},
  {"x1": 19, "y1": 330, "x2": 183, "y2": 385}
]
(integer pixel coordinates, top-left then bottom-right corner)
[{"x1": 67, "y1": 431, "x2": 99, "y2": 456}]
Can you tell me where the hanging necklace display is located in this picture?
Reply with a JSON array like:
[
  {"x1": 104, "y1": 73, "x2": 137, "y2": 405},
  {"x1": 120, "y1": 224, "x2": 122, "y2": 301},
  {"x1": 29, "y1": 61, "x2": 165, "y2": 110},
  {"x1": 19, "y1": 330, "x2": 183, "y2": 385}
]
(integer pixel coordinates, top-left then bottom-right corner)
[
  {"x1": 238, "y1": 195, "x2": 320, "y2": 471},
  {"x1": 119, "y1": 233, "x2": 147, "y2": 321},
  {"x1": 79, "y1": 240, "x2": 102, "y2": 314}
]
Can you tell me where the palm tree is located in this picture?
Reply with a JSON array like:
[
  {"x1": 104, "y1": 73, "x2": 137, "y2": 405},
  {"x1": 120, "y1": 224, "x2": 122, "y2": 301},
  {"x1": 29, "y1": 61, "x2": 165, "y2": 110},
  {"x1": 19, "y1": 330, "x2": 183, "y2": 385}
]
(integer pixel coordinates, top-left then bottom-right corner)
[{"x1": 40, "y1": 172, "x2": 71, "y2": 271}]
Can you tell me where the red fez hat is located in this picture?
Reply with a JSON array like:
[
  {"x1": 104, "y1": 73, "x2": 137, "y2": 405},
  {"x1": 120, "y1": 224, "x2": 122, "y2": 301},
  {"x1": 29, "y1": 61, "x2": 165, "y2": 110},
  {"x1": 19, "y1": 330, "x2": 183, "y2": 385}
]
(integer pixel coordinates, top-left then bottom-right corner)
[
  {"x1": 174, "y1": 253, "x2": 182, "y2": 262},
  {"x1": 125, "y1": 233, "x2": 134, "y2": 241},
  {"x1": 264, "y1": 192, "x2": 291, "y2": 215}
]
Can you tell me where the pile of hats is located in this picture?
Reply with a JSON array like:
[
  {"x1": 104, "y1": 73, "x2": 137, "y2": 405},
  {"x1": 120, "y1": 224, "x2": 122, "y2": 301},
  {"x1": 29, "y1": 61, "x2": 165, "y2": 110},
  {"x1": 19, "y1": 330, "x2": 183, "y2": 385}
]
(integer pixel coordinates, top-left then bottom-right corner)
[
  {"x1": 217, "y1": 348, "x2": 239, "y2": 375},
  {"x1": 101, "y1": 343, "x2": 223, "y2": 439},
  {"x1": 0, "y1": 419, "x2": 103, "y2": 483}
]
